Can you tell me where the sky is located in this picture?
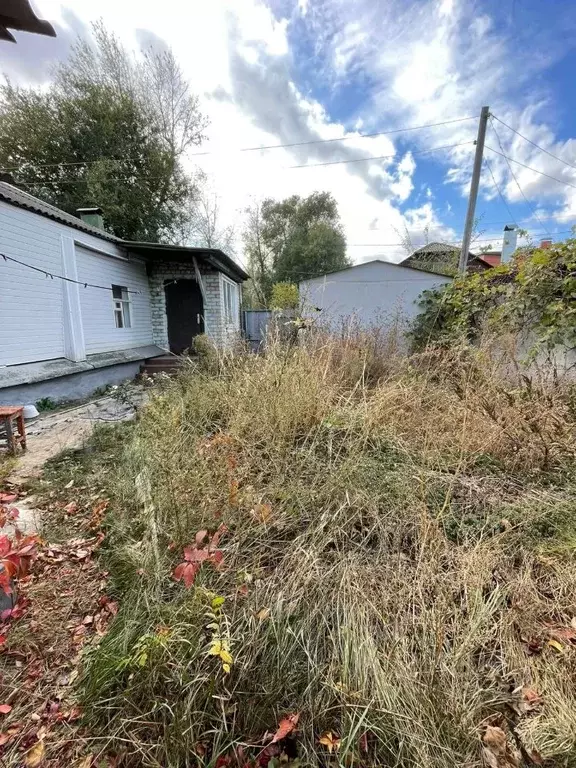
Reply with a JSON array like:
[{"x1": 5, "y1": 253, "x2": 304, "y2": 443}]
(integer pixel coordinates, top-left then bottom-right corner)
[{"x1": 3, "y1": 0, "x2": 576, "y2": 265}]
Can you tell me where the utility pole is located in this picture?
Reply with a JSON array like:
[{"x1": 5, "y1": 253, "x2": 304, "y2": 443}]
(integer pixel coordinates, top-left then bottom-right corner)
[{"x1": 459, "y1": 105, "x2": 490, "y2": 273}]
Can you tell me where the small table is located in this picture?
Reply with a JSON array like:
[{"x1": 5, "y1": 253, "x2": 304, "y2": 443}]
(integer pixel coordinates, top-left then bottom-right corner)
[{"x1": 0, "y1": 407, "x2": 27, "y2": 455}]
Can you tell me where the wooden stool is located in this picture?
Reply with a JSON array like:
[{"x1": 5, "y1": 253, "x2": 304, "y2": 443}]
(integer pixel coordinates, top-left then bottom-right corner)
[{"x1": 0, "y1": 407, "x2": 27, "y2": 455}]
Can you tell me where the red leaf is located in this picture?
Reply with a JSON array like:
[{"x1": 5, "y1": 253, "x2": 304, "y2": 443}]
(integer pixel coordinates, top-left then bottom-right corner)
[
  {"x1": 174, "y1": 562, "x2": 200, "y2": 588},
  {"x1": 211, "y1": 550, "x2": 224, "y2": 566},
  {"x1": 271, "y1": 712, "x2": 299, "y2": 743},
  {"x1": 0, "y1": 704, "x2": 12, "y2": 714},
  {"x1": 359, "y1": 732, "x2": 369, "y2": 753},
  {"x1": 0, "y1": 536, "x2": 10, "y2": 558},
  {"x1": 64, "y1": 501, "x2": 78, "y2": 515},
  {"x1": 0, "y1": 634, "x2": 6, "y2": 645},
  {"x1": 209, "y1": 524, "x2": 229, "y2": 552},
  {"x1": 195, "y1": 530, "x2": 208, "y2": 546},
  {"x1": 0, "y1": 494, "x2": 17, "y2": 504},
  {"x1": 184, "y1": 547, "x2": 210, "y2": 563}
]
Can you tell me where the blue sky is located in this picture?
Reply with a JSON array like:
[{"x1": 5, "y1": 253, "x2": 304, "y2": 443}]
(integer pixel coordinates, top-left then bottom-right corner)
[{"x1": 6, "y1": 0, "x2": 576, "y2": 262}]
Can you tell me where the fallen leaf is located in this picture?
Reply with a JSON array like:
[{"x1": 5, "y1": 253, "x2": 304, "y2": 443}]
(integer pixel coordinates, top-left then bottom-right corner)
[
  {"x1": 271, "y1": 713, "x2": 299, "y2": 743},
  {"x1": 359, "y1": 732, "x2": 369, "y2": 753},
  {"x1": 550, "y1": 626, "x2": 576, "y2": 644},
  {"x1": 24, "y1": 739, "x2": 45, "y2": 767},
  {"x1": 256, "y1": 608, "x2": 271, "y2": 621},
  {"x1": 72, "y1": 549, "x2": 90, "y2": 560},
  {"x1": 195, "y1": 530, "x2": 208, "y2": 546},
  {"x1": 64, "y1": 502, "x2": 78, "y2": 515},
  {"x1": 0, "y1": 704, "x2": 12, "y2": 714},
  {"x1": 64, "y1": 480, "x2": 75, "y2": 489},
  {"x1": 319, "y1": 732, "x2": 341, "y2": 754},
  {"x1": 548, "y1": 638, "x2": 564, "y2": 652},
  {"x1": 482, "y1": 726, "x2": 519, "y2": 768},
  {"x1": 73, "y1": 756, "x2": 92, "y2": 768},
  {"x1": 82, "y1": 615, "x2": 94, "y2": 625},
  {"x1": 0, "y1": 493, "x2": 17, "y2": 503},
  {"x1": 251, "y1": 503, "x2": 272, "y2": 523}
]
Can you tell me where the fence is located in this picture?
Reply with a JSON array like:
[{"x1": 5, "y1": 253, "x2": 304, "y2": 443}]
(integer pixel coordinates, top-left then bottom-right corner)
[{"x1": 242, "y1": 310, "x2": 272, "y2": 351}]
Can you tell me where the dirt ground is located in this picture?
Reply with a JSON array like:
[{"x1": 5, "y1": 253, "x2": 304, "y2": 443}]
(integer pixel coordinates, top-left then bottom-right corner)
[{"x1": 2, "y1": 389, "x2": 144, "y2": 533}]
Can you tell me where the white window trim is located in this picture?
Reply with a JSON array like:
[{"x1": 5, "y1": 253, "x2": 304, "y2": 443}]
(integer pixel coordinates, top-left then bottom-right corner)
[
  {"x1": 221, "y1": 275, "x2": 240, "y2": 328},
  {"x1": 112, "y1": 285, "x2": 132, "y2": 329}
]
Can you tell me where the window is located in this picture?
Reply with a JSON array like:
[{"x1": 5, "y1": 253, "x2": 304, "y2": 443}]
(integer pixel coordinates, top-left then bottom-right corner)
[
  {"x1": 222, "y1": 278, "x2": 239, "y2": 326},
  {"x1": 112, "y1": 285, "x2": 131, "y2": 328}
]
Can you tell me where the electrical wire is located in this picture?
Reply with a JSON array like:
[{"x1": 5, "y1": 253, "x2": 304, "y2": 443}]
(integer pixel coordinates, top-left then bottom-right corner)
[
  {"x1": 485, "y1": 144, "x2": 576, "y2": 192},
  {"x1": 16, "y1": 140, "x2": 475, "y2": 185},
  {"x1": 289, "y1": 140, "x2": 474, "y2": 169},
  {"x1": 488, "y1": 118, "x2": 551, "y2": 235},
  {"x1": 484, "y1": 156, "x2": 518, "y2": 226},
  {"x1": 491, "y1": 114, "x2": 576, "y2": 172},
  {"x1": 0, "y1": 252, "x2": 141, "y2": 293},
  {"x1": 0, "y1": 115, "x2": 476, "y2": 172}
]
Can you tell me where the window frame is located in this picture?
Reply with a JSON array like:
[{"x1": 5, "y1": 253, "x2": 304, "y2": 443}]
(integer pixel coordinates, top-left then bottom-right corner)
[
  {"x1": 222, "y1": 276, "x2": 239, "y2": 327},
  {"x1": 112, "y1": 284, "x2": 132, "y2": 329}
]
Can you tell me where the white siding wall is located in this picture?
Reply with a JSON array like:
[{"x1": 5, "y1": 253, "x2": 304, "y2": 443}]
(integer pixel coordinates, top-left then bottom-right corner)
[
  {"x1": 0, "y1": 201, "x2": 65, "y2": 365},
  {"x1": 76, "y1": 247, "x2": 153, "y2": 354},
  {"x1": 0, "y1": 200, "x2": 153, "y2": 366},
  {"x1": 300, "y1": 260, "x2": 452, "y2": 328}
]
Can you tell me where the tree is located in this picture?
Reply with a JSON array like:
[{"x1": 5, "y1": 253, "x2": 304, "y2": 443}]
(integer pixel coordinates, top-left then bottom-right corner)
[
  {"x1": 190, "y1": 190, "x2": 236, "y2": 253},
  {"x1": 243, "y1": 201, "x2": 274, "y2": 308},
  {"x1": 0, "y1": 22, "x2": 207, "y2": 242},
  {"x1": 243, "y1": 192, "x2": 348, "y2": 306},
  {"x1": 271, "y1": 282, "x2": 299, "y2": 310}
]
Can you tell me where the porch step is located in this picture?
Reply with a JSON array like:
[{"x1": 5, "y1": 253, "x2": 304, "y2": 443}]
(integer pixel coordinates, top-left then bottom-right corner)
[{"x1": 140, "y1": 355, "x2": 183, "y2": 376}]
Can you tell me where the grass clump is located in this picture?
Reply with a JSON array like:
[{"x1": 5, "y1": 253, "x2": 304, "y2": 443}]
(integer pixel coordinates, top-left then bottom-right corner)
[{"x1": 80, "y1": 334, "x2": 576, "y2": 767}]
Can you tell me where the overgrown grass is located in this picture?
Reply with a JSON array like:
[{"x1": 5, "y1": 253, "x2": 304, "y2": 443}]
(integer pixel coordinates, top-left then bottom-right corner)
[{"x1": 79, "y1": 333, "x2": 576, "y2": 767}]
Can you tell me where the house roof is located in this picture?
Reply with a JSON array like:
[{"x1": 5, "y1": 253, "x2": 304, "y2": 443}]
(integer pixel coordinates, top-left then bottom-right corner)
[
  {"x1": 125, "y1": 242, "x2": 249, "y2": 283},
  {"x1": 299, "y1": 258, "x2": 453, "y2": 282},
  {"x1": 401, "y1": 241, "x2": 491, "y2": 275},
  {"x1": 0, "y1": 181, "x2": 249, "y2": 281},
  {"x1": 0, "y1": 0, "x2": 55, "y2": 42},
  {"x1": 0, "y1": 181, "x2": 121, "y2": 242}
]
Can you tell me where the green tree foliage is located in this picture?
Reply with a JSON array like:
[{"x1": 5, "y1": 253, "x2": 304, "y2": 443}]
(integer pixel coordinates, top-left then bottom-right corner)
[
  {"x1": 271, "y1": 282, "x2": 299, "y2": 310},
  {"x1": 411, "y1": 240, "x2": 576, "y2": 353},
  {"x1": 244, "y1": 192, "x2": 349, "y2": 305},
  {"x1": 0, "y1": 22, "x2": 207, "y2": 242}
]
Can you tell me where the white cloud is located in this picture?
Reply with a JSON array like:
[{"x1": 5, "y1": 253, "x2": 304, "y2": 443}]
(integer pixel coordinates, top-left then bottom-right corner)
[{"x1": 20, "y1": 0, "x2": 576, "y2": 265}]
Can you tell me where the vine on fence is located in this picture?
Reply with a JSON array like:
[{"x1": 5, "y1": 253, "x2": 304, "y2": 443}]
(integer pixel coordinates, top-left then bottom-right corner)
[{"x1": 410, "y1": 239, "x2": 576, "y2": 354}]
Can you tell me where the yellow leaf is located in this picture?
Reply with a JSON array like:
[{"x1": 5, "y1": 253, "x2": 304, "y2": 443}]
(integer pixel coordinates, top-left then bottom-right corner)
[
  {"x1": 25, "y1": 740, "x2": 45, "y2": 767},
  {"x1": 256, "y1": 608, "x2": 271, "y2": 621},
  {"x1": 548, "y1": 638, "x2": 564, "y2": 652},
  {"x1": 73, "y1": 757, "x2": 93, "y2": 768},
  {"x1": 222, "y1": 663, "x2": 231, "y2": 674},
  {"x1": 319, "y1": 732, "x2": 340, "y2": 754},
  {"x1": 219, "y1": 650, "x2": 233, "y2": 665},
  {"x1": 208, "y1": 640, "x2": 222, "y2": 656}
]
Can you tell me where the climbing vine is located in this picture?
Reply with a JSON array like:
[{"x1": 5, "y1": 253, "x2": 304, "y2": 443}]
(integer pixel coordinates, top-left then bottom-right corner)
[{"x1": 411, "y1": 239, "x2": 576, "y2": 354}]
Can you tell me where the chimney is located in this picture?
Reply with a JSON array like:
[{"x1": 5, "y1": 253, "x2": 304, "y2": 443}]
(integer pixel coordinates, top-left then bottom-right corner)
[
  {"x1": 540, "y1": 239, "x2": 552, "y2": 249},
  {"x1": 501, "y1": 224, "x2": 518, "y2": 263},
  {"x1": 76, "y1": 207, "x2": 104, "y2": 230}
]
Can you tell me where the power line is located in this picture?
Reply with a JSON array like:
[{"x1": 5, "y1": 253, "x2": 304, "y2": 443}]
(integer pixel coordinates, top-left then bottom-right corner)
[
  {"x1": 237, "y1": 115, "x2": 476, "y2": 153},
  {"x1": 1, "y1": 252, "x2": 141, "y2": 293},
  {"x1": 344, "y1": 230, "x2": 572, "y2": 246},
  {"x1": 488, "y1": 118, "x2": 551, "y2": 235},
  {"x1": 0, "y1": 115, "x2": 476, "y2": 172},
  {"x1": 491, "y1": 114, "x2": 576, "y2": 172},
  {"x1": 289, "y1": 140, "x2": 474, "y2": 169},
  {"x1": 485, "y1": 144, "x2": 576, "y2": 192},
  {"x1": 484, "y1": 156, "x2": 518, "y2": 226},
  {"x1": 16, "y1": 140, "x2": 475, "y2": 183}
]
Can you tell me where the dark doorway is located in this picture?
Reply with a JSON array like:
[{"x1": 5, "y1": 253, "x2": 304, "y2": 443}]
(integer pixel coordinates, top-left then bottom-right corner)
[{"x1": 164, "y1": 279, "x2": 204, "y2": 354}]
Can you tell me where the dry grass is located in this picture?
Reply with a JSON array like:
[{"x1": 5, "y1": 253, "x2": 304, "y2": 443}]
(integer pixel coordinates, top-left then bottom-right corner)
[{"x1": 79, "y1": 333, "x2": 576, "y2": 767}]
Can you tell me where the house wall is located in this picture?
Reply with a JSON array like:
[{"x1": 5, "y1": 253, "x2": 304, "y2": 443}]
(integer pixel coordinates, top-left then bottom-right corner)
[
  {"x1": 0, "y1": 200, "x2": 155, "y2": 368},
  {"x1": 76, "y1": 246, "x2": 153, "y2": 354},
  {"x1": 147, "y1": 262, "x2": 240, "y2": 349},
  {"x1": 300, "y1": 261, "x2": 452, "y2": 329}
]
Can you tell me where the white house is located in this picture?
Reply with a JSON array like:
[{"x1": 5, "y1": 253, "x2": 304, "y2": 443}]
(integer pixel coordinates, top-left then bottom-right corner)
[
  {"x1": 0, "y1": 182, "x2": 248, "y2": 406},
  {"x1": 299, "y1": 259, "x2": 452, "y2": 330}
]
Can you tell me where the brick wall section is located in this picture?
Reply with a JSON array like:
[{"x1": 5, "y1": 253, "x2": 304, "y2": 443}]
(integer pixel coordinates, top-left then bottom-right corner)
[{"x1": 147, "y1": 262, "x2": 226, "y2": 348}]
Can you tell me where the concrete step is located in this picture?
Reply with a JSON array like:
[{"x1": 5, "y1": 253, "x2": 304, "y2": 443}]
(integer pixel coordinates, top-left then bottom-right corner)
[{"x1": 140, "y1": 355, "x2": 182, "y2": 376}]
